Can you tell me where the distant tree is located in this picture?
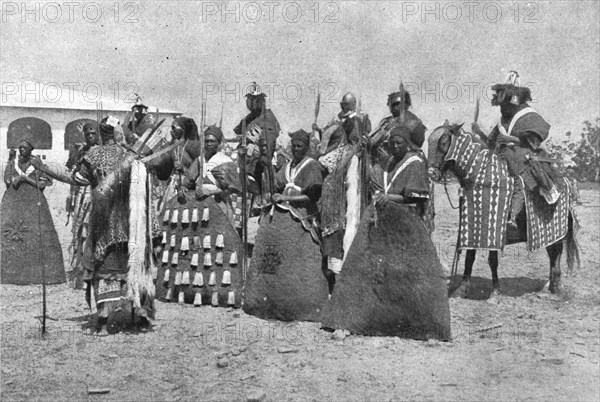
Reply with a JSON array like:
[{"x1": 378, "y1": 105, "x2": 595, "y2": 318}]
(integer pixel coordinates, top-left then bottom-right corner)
[{"x1": 546, "y1": 118, "x2": 600, "y2": 182}]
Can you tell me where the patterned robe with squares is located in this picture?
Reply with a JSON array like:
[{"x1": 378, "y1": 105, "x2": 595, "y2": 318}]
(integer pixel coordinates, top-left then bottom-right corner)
[{"x1": 156, "y1": 151, "x2": 243, "y2": 307}]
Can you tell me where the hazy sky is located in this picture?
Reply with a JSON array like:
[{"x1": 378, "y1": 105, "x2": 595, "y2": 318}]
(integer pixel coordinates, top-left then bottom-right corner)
[{"x1": 2, "y1": 0, "x2": 599, "y2": 143}]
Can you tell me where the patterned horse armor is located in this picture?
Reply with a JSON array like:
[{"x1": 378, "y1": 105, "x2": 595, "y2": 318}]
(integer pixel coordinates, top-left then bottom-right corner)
[{"x1": 442, "y1": 129, "x2": 577, "y2": 252}]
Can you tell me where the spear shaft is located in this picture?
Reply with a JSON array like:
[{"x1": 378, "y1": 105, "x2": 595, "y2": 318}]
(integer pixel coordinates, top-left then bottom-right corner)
[
  {"x1": 35, "y1": 168, "x2": 47, "y2": 334},
  {"x1": 240, "y1": 118, "x2": 248, "y2": 280}
]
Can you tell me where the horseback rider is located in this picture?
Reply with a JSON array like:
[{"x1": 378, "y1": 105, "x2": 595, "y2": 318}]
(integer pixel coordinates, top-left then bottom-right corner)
[
  {"x1": 472, "y1": 71, "x2": 559, "y2": 229},
  {"x1": 125, "y1": 95, "x2": 156, "y2": 145},
  {"x1": 234, "y1": 83, "x2": 281, "y2": 208},
  {"x1": 368, "y1": 87, "x2": 427, "y2": 164},
  {"x1": 312, "y1": 92, "x2": 371, "y2": 154}
]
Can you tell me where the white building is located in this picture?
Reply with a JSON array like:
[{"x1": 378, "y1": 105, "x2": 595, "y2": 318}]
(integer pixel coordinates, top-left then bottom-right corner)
[{"x1": 0, "y1": 81, "x2": 182, "y2": 163}]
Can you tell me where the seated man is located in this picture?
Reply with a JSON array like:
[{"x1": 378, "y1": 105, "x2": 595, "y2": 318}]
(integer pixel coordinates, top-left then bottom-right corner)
[
  {"x1": 369, "y1": 88, "x2": 426, "y2": 164},
  {"x1": 472, "y1": 71, "x2": 558, "y2": 229}
]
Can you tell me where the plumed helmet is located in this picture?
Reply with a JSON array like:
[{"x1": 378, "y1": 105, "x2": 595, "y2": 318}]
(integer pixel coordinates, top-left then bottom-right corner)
[
  {"x1": 245, "y1": 82, "x2": 267, "y2": 100},
  {"x1": 132, "y1": 94, "x2": 148, "y2": 112},
  {"x1": 491, "y1": 71, "x2": 532, "y2": 106}
]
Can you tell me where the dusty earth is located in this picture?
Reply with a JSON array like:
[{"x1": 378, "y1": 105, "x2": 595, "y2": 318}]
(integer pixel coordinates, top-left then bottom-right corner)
[{"x1": 1, "y1": 182, "x2": 599, "y2": 401}]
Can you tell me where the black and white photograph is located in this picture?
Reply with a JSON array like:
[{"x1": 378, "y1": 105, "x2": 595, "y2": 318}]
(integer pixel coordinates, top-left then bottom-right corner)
[{"x1": 1, "y1": 1, "x2": 599, "y2": 400}]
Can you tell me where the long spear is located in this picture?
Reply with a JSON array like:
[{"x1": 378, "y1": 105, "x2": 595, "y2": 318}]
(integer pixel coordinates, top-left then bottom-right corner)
[
  {"x1": 197, "y1": 102, "x2": 206, "y2": 189},
  {"x1": 262, "y1": 101, "x2": 275, "y2": 199},
  {"x1": 35, "y1": 168, "x2": 47, "y2": 335},
  {"x1": 357, "y1": 93, "x2": 369, "y2": 212},
  {"x1": 450, "y1": 187, "x2": 464, "y2": 279},
  {"x1": 218, "y1": 103, "x2": 224, "y2": 129},
  {"x1": 311, "y1": 90, "x2": 321, "y2": 157},
  {"x1": 398, "y1": 82, "x2": 406, "y2": 125},
  {"x1": 240, "y1": 118, "x2": 248, "y2": 281},
  {"x1": 96, "y1": 101, "x2": 102, "y2": 145},
  {"x1": 313, "y1": 90, "x2": 321, "y2": 126}
]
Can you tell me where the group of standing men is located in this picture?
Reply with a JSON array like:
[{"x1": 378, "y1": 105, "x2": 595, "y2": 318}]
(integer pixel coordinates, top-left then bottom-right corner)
[{"x1": 3, "y1": 71, "x2": 555, "y2": 335}]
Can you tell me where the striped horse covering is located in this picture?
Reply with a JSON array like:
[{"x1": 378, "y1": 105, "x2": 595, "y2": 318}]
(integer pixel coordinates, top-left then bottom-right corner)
[
  {"x1": 523, "y1": 176, "x2": 574, "y2": 251},
  {"x1": 446, "y1": 131, "x2": 573, "y2": 252},
  {"x1": 446, "y1": 132, "x2": 514, "y2": 250}
]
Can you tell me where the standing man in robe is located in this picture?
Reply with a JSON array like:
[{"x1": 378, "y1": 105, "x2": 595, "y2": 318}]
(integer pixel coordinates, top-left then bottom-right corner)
[
  {"x1": 66, "y1": 122, "x2": 99, "y2": 288},
  {"x1": 312, "y1": 92, "x2": 371, "y2": 294},
  {"x1": 32, "y1": 117, "x2": 159, "y2": 334}
]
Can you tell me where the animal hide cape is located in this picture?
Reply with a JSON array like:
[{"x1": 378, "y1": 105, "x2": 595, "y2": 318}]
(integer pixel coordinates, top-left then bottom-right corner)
[{"x1": 126, "y1": 160, "x2": 156, "y2": 316}]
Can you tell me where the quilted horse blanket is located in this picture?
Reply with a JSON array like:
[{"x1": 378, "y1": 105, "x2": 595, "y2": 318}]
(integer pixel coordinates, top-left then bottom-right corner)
[{"x1": 445, "y1": 131, "x2": 574, "y2": 252}]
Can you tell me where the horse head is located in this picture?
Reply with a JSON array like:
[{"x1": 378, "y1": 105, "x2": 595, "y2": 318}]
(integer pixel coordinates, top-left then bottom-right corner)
[{"x1": 427, "y1": 120, "x2": 464, "y2": 181}]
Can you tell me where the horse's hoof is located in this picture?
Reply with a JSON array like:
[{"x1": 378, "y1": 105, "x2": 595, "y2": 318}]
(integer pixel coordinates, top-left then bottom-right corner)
[
  {"x1": 549, "y1": 282, "x2": 563, "y2": 295},
  {"x1": 93, "y1": 325, "x2": 109, "y2": 337},
  {"x1": 449, "y1": 283, "x2": 468, "y2": 298},
  {"x1": 487, "y1": 289, "x2": 501, "y2": 304},
  {"x1": 541, "y1": 280, "x2": 551, "y2": 293}
]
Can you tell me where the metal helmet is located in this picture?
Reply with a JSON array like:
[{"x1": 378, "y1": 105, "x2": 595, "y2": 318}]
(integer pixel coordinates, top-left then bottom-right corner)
[
  {"x1": 491, "y1": 70, "x2": 531, "y2": 106},
  {"x1": 132, "y1": 94, "x2": 148, "y2": 112},
  {"x1": 340, "y1": 92, "x2": 357, "y2": 111}
]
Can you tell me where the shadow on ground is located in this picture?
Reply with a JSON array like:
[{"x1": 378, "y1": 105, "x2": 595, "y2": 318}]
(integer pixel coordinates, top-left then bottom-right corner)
[{"x1": 448, "y1": 276, "x2": 547, "y2": 300}]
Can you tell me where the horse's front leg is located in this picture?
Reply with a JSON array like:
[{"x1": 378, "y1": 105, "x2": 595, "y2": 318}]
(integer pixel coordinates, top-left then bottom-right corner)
[
  {"x1": 487, "y1": 250, "x2": 501, "y2": 302},
  {"x1": 450, "y1": 250, "x2": 476, "y2": 298},
  {"x1": 546, "y1": 242, "x2": 563, "y2": 294}
]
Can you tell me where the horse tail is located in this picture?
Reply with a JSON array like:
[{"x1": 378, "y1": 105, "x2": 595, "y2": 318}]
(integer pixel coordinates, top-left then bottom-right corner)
[{"x1": 565, "y1": 211, "x2": 581, "y2": 275}]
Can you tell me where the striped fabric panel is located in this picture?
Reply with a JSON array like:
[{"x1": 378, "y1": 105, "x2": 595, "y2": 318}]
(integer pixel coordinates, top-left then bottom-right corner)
[
  {"x1": 448, "y1": 131, "x2": 514, "y2": 250},
  {"x1": 524, "y1": 177, "x2": 570, "y2": 251}
]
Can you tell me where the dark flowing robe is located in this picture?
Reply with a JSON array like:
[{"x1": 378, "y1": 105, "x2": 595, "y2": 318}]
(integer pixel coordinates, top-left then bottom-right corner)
[
  {"x1": 369, "y1": 110, "x2": 427, "y2": 163},
  {"x1": 234, "y1": 109, "x2": 281, "y2": 209},
  {"x1": 124, "y1": 113, "x2": 156, "y2": 145},
  {"x1": 244, "y1": 156, "x2": 328, "y2": 321},
  {"x1": 234, "y1": 109, "x2": 281, "y2": 140},
  {"x1": 146, "y1": 139, "x2": 203, "y2": 214},
  {"x1": 370, "y1": 152, "x2": 432, "y2": 232},
  {"x1": 320, "y1": 199, "x2": 451, "y2": 340},
  {"x1": 320, "y1": 140, "x2": 448, "y2": 340},
  {"x1": 1, "y1": 158, "x2": 65, "y2": 285},
  {"x1": 488, "y1": 104, "x2": 556, "y2": 192},
  {"x1": 234, "y1": 109, "x2": 280, "y2": 174}
]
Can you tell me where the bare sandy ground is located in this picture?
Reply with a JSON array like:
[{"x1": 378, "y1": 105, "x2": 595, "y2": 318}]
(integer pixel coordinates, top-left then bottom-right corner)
[{"x1": 1, "y1": 182, "x2": 598, "y2": 401}]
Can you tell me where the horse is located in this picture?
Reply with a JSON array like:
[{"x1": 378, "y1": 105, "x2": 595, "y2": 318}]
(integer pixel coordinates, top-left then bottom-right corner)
[{"x1": 428, "y1": 122, "x2": 580, "y2": 300}]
